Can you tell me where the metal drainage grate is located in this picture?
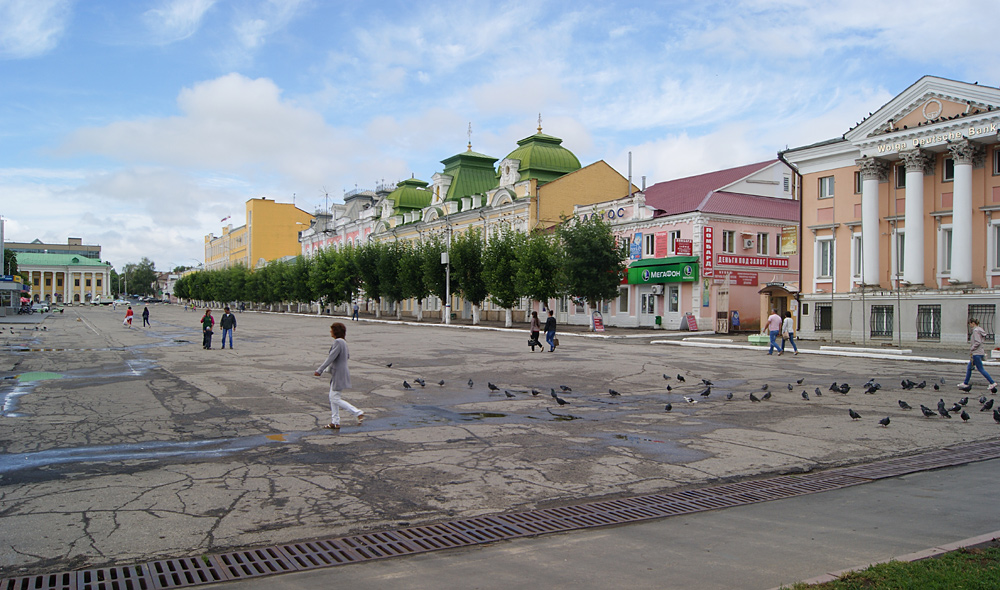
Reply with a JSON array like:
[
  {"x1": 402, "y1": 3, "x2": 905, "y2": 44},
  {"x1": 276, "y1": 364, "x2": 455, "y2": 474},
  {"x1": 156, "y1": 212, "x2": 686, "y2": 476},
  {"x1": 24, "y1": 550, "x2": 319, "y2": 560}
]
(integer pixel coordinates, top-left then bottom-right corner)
[{"x1": 5, "y1": 439, "x2": 1000, "y2": 590}]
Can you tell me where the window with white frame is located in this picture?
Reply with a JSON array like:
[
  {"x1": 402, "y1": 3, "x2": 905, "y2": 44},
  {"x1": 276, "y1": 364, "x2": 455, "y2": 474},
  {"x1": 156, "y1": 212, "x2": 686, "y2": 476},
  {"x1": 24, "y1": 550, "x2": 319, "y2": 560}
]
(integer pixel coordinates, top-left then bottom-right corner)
[
  {"x1": 618, "y1": 286, "x2": 629, "y2": 313},
  {"x1": 756, "y1": 232, "x2": 769, "y2": 255},
  {"x1": 993, "y1": 223, "x2": 1000, "y2": 271},
  {"x1": 783, "y1": 175, "x2": 791, "y2": 193},
  {"x1": 894, "y1": 231, "x2": 905, "y2": 277},
  {"x1": 851, "y1": 233, "x2": 862, "y2": 279},
  {"x1": 941, "y1": 226, "x2": 953, "y2": 274},
  {"x1": 817, "y1": 238, "x2": 834, "y2": 278},
  {"x1": 994, "y1": 149, "x2": 1000, "y2": 176},
  {"x1": 943, "y1": 157, "x2": 955, "y2": 182},
  {"x1": 668, "y1": 230, "x2": 681, "y2": 254},
  {"x1": 819, "y1": 176, "x2": 835, "y2": 199},
  {"x1": 854, "y1": 171, "x2": 862, "y2": 194},
  {"x1": 894, "y1": 164, "x2": 906, "y2": 189},
  {"x1": 643, "y1": 233, "x2": 655, "y2": 257},
  {"x1": 721, "y1": 230, "x2": 736, "y2": 253}
]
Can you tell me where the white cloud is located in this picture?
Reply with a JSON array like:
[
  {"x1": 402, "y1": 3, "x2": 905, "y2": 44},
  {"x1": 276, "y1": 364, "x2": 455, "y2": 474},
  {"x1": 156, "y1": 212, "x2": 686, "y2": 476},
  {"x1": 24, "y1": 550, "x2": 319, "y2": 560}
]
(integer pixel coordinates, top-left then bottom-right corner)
[
  {"x1": 141, "y1": 0, "x2": 216, "y2": 44},
  {"x1": 0, "y1": 0, "x2": 70, "y2": 59}
]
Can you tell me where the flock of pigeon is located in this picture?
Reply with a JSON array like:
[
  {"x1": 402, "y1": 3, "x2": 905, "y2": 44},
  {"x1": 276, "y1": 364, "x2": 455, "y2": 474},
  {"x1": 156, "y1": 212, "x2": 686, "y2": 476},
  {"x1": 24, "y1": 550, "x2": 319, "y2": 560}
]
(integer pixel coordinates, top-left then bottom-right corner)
[{"x1": 394, "y1": 365, "x2": 999, "y2": 427}]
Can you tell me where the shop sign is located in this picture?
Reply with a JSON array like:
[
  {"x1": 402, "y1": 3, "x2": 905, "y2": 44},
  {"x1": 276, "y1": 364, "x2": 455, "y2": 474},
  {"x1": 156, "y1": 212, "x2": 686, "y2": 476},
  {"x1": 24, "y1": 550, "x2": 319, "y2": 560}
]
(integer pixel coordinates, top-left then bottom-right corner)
[
  {"x1": 717, "y1": 255, "x2": 789, "y2": 269},
  {"x1": 654, "y1": 232, "x2": 670, "y2": 258},
  {"x1": 630, "y1": 233, "x2": 642, "y2": 260},
  {"x1": 713, "y1": 271, "x2": 758, "y2": 286},
  {"x1": 702, "y1": 227, "x2": 713, "y2": 277},
  {"x1": 629, "y1": 261, "x2": 698, "y2": 284},
  {"x1": 675, "y1": 239, "x2": 692, "y2": 256},
  {"x1": 581, "y1": 207, "x2": 627, "y2": 223},
  {"x1": 781, "y1": 226, "x2": 797, "y2": 256},
  {"x1": 0, "y1": 275, "x2": 21, "y2": 282}
]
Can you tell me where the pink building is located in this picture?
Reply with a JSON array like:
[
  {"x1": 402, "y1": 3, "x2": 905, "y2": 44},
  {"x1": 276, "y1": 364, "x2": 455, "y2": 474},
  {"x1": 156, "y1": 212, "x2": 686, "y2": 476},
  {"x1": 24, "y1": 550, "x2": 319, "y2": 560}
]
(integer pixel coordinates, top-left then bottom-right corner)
[{"x1": 573, "y1": 160, "x2": 800, "y2": 331}]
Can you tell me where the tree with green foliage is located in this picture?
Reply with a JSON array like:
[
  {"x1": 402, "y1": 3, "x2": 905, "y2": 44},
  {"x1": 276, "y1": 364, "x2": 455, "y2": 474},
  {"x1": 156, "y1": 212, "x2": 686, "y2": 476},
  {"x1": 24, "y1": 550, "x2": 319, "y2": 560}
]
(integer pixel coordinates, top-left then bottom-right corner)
[
  {"x1": 287, "y1": 256, "x2": 313, "y2": 311},
  {"x1": 451, "y1": 228, "x2": 488, "y2": 324},
  {"x1": 357, "y1": 241, "x2": 385, "y2": 317},
  {"x1": 309, "y1": 246, "x2": 358, "y2": 313},
  {"x1": 122, "y1": 257, "x2": 158, "y2": 297},
  {"x1": 483, "y1": 229, "x2": 525, "y2": 327},
  {"x1": 420, "y1": 235, "x2": 453, "y2": 322},
  {"x1": 515, "y1": 230, "x2": 562, "y2": 320},
  {"x1": 557, "y1": 215, "x2": 627, "y2": 328},
  {"x1": 377, "y1": 241, "x2": 406, "y2": 319},
  {"x1": 3, "y1": 249, "x2": 17, "y2": 275},
  {"x1": 398, "y1": 241, "x2": 430, "y2": 321}
]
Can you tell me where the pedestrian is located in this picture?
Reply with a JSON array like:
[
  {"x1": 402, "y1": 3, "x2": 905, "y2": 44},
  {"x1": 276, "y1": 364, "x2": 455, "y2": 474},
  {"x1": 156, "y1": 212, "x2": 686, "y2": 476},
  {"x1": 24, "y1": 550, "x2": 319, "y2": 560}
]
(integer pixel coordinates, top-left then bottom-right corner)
[
  {"x1": 314, "y1": 322, "x2": 364, "y2": 430},
  {"x1": 141, "y1": 306, "x2": 150, "y2": 327},
  {"x1": 219, "y1": 306, "x2": 237, "y2": 349},
  {"x1": 352, "y1": 301, "x2": 359, "y2": 321},
  {"x1": 123, "y1": 305, "x2": 133, "y2": 328},
  {"x1": 779, "y1": 310, "x2": 798, "y2": 356},
  {"x1": 764, "y1": 309, "x2": 782, "y2": 355},
  {"x1": 529, "y1": 311, "x2": 542, "y2": 351},
  {"x1": 959, "y1": 318, "x2": 998, "y2": 393},
  {"x1": 544, "y1": 309, "x2": 557, "y2": 352},
  {"x1": 201, "y1": 309, "x2": 214, "y2": 349},
  {"x1": 239, "y1": 302, "x2": 245, "y2": 313}
]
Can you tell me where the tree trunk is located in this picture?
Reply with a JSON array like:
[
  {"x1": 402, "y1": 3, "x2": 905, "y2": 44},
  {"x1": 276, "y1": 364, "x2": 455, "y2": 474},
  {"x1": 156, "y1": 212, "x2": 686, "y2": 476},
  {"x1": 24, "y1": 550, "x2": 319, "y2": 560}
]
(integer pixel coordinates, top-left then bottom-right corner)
[
  {"x1": 472, "y1": 304, "x2": 480, "y2": 325},
  {"x1": 504, "y1": 308, "x2": 512, "y2": 328},
  {"x1": 416, "y1": 300, "x2": 423, "y2": 322},
  {"x1": 374, "y1": 299, "x2": 381, "y2": 318}
]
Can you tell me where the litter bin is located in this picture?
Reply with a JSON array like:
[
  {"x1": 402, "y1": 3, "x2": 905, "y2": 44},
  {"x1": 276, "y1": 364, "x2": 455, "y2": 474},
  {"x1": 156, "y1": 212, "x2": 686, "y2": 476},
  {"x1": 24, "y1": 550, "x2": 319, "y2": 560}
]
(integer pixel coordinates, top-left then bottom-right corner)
[{"x1": 654, "y1": 316, "x2": 662, "y2": 327}]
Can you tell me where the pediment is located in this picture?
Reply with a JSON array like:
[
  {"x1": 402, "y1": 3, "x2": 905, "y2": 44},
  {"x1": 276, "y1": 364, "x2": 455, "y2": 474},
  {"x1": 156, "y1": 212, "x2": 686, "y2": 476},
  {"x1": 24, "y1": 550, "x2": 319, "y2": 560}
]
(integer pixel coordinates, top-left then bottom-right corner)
[{"x1": 845, "y1": 76, "x2": 1000, "y2": 142}]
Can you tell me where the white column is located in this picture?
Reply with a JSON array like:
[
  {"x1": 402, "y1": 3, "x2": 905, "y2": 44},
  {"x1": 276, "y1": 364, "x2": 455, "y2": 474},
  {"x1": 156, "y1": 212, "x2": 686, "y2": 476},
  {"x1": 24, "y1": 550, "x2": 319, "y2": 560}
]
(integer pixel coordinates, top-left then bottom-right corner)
[
  {"x1": 856, "y1": 157, "x2": 888, "y2": 286},
  {"x1": 948, "y1": 140, "x2": 979, "y2": 284},
  {"x1": 900, "y1": 150, "x2": 929, "y2": 285}
]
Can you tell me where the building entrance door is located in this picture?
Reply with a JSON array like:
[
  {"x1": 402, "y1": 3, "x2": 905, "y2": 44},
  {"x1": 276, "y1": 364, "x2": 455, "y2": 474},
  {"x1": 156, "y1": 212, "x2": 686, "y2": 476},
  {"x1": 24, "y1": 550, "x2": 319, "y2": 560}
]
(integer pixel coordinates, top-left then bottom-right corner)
[
  {"x1": 639, "y1": 287, "x2": 657, "y2": 327},
  {"x1": 664, "y1": 285, "x2": 682, "y2": 328}
]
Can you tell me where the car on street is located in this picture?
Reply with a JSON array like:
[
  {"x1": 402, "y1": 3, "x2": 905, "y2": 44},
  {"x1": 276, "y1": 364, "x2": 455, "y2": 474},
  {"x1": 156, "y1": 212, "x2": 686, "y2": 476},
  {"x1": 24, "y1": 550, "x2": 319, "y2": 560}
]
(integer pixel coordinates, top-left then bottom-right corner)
[{"x1": 31, "y1": 302, "x2": 50, "y2": 313}]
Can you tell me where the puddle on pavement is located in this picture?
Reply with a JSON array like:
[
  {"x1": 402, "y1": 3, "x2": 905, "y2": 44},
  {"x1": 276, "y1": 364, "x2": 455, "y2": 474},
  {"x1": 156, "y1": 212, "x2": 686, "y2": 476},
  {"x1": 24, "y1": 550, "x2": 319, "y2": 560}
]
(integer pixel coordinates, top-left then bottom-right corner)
[
  {"x1": 0, "y1": 432, "x2": 305, "y2": 475},
  {"x1": 16, "y1": 372, "x2": 64, "y2": 382},
  {"x1": 461, "y1": 412, "x2": 507, "y2": 419}
]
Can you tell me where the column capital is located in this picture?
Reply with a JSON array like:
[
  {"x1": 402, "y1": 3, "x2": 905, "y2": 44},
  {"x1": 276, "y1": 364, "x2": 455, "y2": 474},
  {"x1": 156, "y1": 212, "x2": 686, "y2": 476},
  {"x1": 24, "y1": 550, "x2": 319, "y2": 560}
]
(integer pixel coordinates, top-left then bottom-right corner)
[
  {"x1": 899, "y1": 149, "x2": 933, "y2": 174},
  {"x1": 855, "y1": 157, "x2": 888, "y2": 182},
  {"x1": 947, "y1": 138, "x2": 984, "y2": 166}
]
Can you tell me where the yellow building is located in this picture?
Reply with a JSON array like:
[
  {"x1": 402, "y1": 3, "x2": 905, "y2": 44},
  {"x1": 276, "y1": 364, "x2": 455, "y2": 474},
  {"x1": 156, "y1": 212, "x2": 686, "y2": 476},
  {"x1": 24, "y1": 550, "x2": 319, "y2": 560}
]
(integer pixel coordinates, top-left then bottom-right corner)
[
  {"x1": 205, "y1": 198, "x2": 313, "y2": 270},
  {"x1": 15, "y1": 252, "x2": 112, "y2": 303}
]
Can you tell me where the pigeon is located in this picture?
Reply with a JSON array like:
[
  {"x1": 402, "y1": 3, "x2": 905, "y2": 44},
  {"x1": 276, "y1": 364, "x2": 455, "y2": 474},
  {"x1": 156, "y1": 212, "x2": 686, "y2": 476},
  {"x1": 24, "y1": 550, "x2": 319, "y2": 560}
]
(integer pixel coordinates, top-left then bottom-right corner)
[
  {"x1": 801, "y1": 391, "x2": 810, "y2": 400},
  {"x1": 761, "y1": 384, "x2": 769, "y2": 391},
  {"x1": 814, "y1": 387, "x2": 822, "y2": 396},
  {"x1": 879, "y1": 416, "x2": 890, "y2": 427},
  {"x1": 468, "y1": 379, "x2": 474, "y2": 388},
  {"x1": 726, "y1": 392, "x2": 734, "y2": 400},
  {"x1": 663, "y1": 374, "x2": 671, "y2": 380},
  {"x1": 676, "y1": 374, "x2": 685, "y2": 382},
  {"x1": 982, "y1": 399, "x2": 995, "y2": 412},
  {"x1": 787, "y1": 383, "x2": 793, "y2": 391},
  {"x1": 664, "y1": 403, "x2": 672, "y2": 412},
  {"x1": 796, "y1": 378, "x2": 804, "y2": 384},
  {"x1": 488, "y1": 382, "x2": 500, "y2": 391},
  {"x1": 531, "y1": 389, "x2": 540, "y2": 396},
  {"x1": 550, "y1": 388, "x2": 558, "y2": 399},
  {"x1": 666, "y1": 385, "x2": 672, "y2": 392},
  {"x1": 959, "y1": 397, "x2": 969, "y2": 406},
  {"x1": 898, "y1": 400, "x2": 912, "y2": 410},
  {"x1": 403, "y1": 380, "x2": 413, "y2": 390},
  {"x1": 554, "y1": 396, "x2": 569, "y2": 406},
  {"x1": 415, "y1": 378, "x2": 426, "y2": 387},
  {"x1": 961, "y1": 410, "x2": 971, "y2": 422},
  {"x1": 980, "y1": 396, "x2": 989, "y2": 405},
  {"x1": 921, "y1": 406, "x2": 936, "y2": 418},
  {"x1": 830, "y1": 382, "x2": 839, "y2": 392},
  {"x1": 683, "y1": 396, "x2": 698, "y2": 404},
  {"x1": 938, "y1": 407, "x2": 952, "y2": 418},
  {"x1": 838, "y1": 383, "x2": 851, "y2": 394},
  {"x1": 609, "y1": 389, "x2": 621, "y2": 397},
  {"x1": 916, "y1": 380, "x2": 926, "y2": 389},
  {"x1": 438, "y1": 380, "x2": 445, "y2": 386},
  {"x1": 560, "y1": 385, "x2": 572, "y2": 392},
  {"x1": 761, "y1": 392, "x2": 772, "y2": 401},
  {"x1": 959, "y1": 383, "x2": 973, "y2": 392},
  {"x1": 701, "y1": 379, "x2": 713, "y2": 386},
  {"x1": 941, "y1": 377, "x2": 947, "y2": 384},
  {"x1": 749, "y1": 392, "x2": 761, "y2": 402},
  {"x1": 933, "y1": 383, "x2": 940, "y2": 391},
  {"x1": 950, "y1": 403, "x2": 963, "y2": 413},
  {"x1": 994, "y1": 408, "x2": 1000, "y2": 423},
  {"x1": 386, "y1": 363, "x2": 393, "y2": 368},
  {"x1": 698, "y1": 387, "x2": 711, "y2": 397},
  {"x1": 849, "y1": 408, "x2": 861, "y2": 420},
  {"x1": 937, "y1": 399, "x2": 947, "y2": 412},
  {"x1": 504, "y1": 390, "x2": 516, "y2": 398}
]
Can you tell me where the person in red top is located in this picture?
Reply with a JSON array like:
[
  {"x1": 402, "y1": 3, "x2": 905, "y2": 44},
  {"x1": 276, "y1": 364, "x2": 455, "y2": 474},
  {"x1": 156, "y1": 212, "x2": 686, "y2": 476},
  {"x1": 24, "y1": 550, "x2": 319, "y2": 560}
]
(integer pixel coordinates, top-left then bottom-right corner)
[
  {"x1": 764, "y1": 309, "x2": 782, "y2": 355},
  {"x1": 123, "y1": 306, "x2": 134, "y2": 328}
]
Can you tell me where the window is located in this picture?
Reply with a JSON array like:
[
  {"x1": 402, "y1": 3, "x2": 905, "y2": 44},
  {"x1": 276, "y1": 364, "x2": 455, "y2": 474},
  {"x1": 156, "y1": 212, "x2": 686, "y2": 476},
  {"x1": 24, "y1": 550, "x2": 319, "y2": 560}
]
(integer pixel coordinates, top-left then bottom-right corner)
[
  {"x1": 994, "y1": 224, "x2": 1000, "y2": 271},
  {"x1": 33, "y1": 278, "x2": 39, "y2": 286},
  {"x1": 96, "y1": 279, "x2": 102, "y2": 287},
  {"x1": 994, "y1": 149, "x2": 1000, "y2": 176},
  {"x1": 941, "y1": 227, "x2": 953, "y2": 274},
  {"x1": 871, "y1": 305, "x2": 894, "y2": 338},
  {"x1": 916, "y1": 305, "x2": 941, "y2": 340},
  {"x1": 85, "y1": 279, "x2": 91, "y2": 287},
  {"x1": 894, "y1": 164, "x2": 906, "y2": 189},
  {"x1": 575, "y1": 299, "x2": 585, "y2": 314},
  {"x1": 783, "y1": 175, "x2": 790, "y2": 193},
  {"x1": 644, "y1": 233, "x2": 655, "y2": 257},
  {"x1": 45, "y1": 278, "x2": 51, "y2": 287},
  {"x1": 56, "y1": 278, "x2": 63, "y2": 287},
  {"x1": 819, "y1": 176, "x2": 835, "y2": 199},
  {"x1": 558, "y1": 296, "x2": 569, "y2": 313},
  {"x1": 756, "y1": 232, "x2": 769, "y2": 255},
  {"x1": 668, "y1": 230, "x2": 681, "y2": 255},
  {"x1": 640, "y1": 292, "x2": 655, "y2": 315},
  {"x1": 721, "y1": 230, "x2": 736, "y2": 254},
  {"x1": 943, "y1": 157, "x2": 954, "y2": 182},
  {"x1": 849, "y1": 233, "x2": 862, "y2": 278},
  {"x1": 815, "y1": 303, "x2": 832, "y2": 331},
  {"x1": 854, "y1": 171, "x2": 862, "y2": 194},
  {"x1": 618, "y1": 286, "x2": 629, "y2": 313},
  {"x1": 894, "y1": 232, "x2": 905, "y2": 277},
  {"x1": 968, "y1": 305, "x2": 996, "y2": 344},
  {"x1": 668, "y1": 286, "x2": 679, "y2": 312},
  {"x1": 74, "y1": 278, "x2": 80, "y2": 287},
  {"x1": 817, "y1": 238, "x2": 834, "y2": 278}
]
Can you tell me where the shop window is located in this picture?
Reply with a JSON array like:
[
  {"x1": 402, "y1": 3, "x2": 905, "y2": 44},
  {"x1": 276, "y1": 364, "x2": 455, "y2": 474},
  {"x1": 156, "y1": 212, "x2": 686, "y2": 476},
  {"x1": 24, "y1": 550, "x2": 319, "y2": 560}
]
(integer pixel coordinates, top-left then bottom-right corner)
[
  {"x1": 618, "y1": 286, "x2": 629, "y2": 313},
  {"x1": 870, "y1": 305, "x2": 894, "y2": 338},
  {"x1": 916, "y1": 305, "x2": 940, "y2": 340},
  {"x1": 668, "y1": 285, "x2": 679, "y2": 312},
  {"x1": 640, "y1": 293, "x2": 655, "y2": 315},
  {"x1": 819, "y1": 176, "x2": 835, "y2": 199}
]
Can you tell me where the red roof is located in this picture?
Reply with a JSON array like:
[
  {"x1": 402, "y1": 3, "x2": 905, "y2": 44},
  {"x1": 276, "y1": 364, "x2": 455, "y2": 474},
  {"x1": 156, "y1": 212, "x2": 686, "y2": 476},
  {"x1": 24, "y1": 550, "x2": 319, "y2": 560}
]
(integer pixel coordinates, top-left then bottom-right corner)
[{"x1": 644, "y1": 160, "x2": 797, "y2": 221}]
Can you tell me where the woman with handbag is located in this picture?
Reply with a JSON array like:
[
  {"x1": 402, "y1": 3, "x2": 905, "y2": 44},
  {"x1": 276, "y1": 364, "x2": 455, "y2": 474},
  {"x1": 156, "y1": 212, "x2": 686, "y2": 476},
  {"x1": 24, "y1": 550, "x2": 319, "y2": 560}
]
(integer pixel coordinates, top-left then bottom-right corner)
[
  {"x1": 779, "y1": 310, "x2": 798, "y2": 356},
  {"x1": 528, "y1": 311, "x2": 542, "y2": 351}
]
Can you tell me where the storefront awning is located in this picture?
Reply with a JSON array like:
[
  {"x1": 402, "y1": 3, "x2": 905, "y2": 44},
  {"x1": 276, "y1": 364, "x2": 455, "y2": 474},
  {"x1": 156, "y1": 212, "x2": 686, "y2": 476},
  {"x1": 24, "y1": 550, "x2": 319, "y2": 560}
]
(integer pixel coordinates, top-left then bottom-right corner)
[
  {"x1": 627, "y1": 256, "x2": 699, "y2": 285},
  {"x1": 758, "y1": 281, "x2": 799, "y2": 295}
]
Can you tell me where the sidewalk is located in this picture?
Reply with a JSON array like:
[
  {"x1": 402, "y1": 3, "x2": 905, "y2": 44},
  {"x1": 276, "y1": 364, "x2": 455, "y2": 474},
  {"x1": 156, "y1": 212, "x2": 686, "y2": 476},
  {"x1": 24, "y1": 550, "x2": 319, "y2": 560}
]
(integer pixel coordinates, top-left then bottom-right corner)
[{"x1": 198, "y1": 457, "x2": 1000, "y2": 590}]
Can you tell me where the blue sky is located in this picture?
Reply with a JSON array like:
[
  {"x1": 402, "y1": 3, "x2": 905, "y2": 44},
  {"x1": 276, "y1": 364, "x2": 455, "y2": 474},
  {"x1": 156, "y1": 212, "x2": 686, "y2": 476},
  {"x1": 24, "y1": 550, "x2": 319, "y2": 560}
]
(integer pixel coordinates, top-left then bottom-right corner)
[{"x1": 0, "y1": 0, "x2": 994, "y2": 271}]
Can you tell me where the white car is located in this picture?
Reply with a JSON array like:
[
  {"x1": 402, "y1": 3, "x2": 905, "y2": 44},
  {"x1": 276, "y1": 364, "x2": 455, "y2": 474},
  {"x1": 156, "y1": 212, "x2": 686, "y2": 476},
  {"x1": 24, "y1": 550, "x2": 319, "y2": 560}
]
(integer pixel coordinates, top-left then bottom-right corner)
[{"x1": 31, "y1": 302, "x2": 50, "y2": 313}]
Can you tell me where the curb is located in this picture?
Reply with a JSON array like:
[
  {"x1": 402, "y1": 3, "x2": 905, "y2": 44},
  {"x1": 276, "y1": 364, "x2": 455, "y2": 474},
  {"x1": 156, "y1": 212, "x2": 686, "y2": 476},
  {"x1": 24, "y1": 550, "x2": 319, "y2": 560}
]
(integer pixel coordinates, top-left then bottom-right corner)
[{"x1": 774, "y1": 530, "x2": 1000, "y2": 589}]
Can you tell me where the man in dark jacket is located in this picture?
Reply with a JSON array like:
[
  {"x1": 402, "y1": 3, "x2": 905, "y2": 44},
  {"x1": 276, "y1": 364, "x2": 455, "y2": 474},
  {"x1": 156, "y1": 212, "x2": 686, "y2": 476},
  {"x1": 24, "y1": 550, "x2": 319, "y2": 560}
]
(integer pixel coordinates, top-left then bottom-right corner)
[
  {"x1": 220, "y1": 306, "x2": 237, "y2": 349},
  {"x1": 544, "y1": 309, "x2": 557, "y2": 352}
]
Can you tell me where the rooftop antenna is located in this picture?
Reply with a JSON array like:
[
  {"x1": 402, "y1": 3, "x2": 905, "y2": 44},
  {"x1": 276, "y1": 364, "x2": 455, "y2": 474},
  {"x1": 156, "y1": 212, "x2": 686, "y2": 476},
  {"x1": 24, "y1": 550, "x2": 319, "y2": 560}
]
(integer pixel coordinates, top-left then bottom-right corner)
[
  {"x1": 467, "y1": 122, "x2": 473, "y2": 151},
  {"x1": 537, "y1": 113, "x2": 542, "y2": 134}
]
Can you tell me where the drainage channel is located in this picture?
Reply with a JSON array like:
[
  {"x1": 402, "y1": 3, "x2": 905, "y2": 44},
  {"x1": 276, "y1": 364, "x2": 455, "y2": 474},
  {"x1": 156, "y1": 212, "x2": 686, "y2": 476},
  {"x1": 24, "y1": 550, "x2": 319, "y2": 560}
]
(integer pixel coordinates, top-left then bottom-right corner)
[{"x1": 5, "y1": 439, "x2": 1000, "y2": 590}]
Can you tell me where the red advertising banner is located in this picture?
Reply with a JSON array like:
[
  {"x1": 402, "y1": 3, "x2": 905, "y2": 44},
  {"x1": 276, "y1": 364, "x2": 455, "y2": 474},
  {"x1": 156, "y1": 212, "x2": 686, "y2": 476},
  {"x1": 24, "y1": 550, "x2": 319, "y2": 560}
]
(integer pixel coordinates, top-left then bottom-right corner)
[
  {"x1": 654, "y1": 232, "x2": 670, "y2": 258},
  {"x1": 675, "y1": 239, "x2": 692, "y2": 256},
  {"x1": 716, "y1": 254, "x2": 789, "y2": 269},
  {"x1": 702, "y1": 227, "x2": 713, "y2": 277},
  {"x1": 713, "y1": 271, "x2": 758, "y2": 286}
]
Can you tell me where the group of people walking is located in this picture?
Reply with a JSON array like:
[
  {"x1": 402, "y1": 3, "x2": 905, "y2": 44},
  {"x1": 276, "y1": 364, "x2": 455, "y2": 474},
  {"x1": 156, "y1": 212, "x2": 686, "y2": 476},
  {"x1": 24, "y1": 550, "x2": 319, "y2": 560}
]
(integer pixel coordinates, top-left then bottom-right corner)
[
  {"x1": 528, "y1": 310, "x2": 558, "y2": 352},
  {"x1": 765, "y1": 309, "x2": 798, "y2": 356},
  {"x1": 200, "y1": 307, "x2": 237, "y2": 349}
]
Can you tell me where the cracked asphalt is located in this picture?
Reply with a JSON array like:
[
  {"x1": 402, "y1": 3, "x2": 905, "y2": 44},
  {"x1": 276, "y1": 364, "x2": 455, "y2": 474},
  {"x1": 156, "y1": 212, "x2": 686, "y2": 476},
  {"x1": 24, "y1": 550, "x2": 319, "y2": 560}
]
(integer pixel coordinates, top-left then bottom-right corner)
[{"x1": 0, "y1": 305, "x2": 995, "y2": 576}]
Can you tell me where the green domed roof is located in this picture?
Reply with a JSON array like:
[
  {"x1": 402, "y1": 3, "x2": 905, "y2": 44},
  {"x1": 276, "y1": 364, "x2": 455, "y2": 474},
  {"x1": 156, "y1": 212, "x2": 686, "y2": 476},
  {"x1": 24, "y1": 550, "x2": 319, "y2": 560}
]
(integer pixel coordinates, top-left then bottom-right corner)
[
  {"x1": 502, "y1": 131, "x2": 581, "y2": 184},
  {"x1": 442, "y1": 149, "x2": 498, "y2": 202},
  {"x1": 386, "y1": 178, "x2": 433, "y2": 210}
]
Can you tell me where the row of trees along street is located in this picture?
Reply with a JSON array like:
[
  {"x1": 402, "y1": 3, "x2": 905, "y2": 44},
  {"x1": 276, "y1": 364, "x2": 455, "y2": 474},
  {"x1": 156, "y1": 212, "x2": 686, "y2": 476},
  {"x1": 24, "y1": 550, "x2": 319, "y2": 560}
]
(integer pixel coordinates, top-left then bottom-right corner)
[{"x1": 173, "y1": 216, "x2": 628, "y2": 327}]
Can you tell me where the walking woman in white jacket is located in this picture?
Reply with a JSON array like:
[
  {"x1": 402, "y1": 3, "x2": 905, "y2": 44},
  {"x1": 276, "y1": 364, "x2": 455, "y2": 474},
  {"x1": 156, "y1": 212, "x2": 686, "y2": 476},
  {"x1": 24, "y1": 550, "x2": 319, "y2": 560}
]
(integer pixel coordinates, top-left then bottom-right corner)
[{"x1": 314, "y1": 322, "x2": 365, "y2": 429}]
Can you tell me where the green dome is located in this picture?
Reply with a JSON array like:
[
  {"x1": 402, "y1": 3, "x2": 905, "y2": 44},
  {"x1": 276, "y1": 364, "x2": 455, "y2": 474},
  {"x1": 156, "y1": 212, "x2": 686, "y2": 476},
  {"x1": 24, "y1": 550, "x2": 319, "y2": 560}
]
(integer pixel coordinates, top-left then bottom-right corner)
[
  {"x1": 387, "y1": 178, "x2": 433, "y2": 210},
  {"x1": 502, "y1": 132, "x2": 581, "y2": 184}
]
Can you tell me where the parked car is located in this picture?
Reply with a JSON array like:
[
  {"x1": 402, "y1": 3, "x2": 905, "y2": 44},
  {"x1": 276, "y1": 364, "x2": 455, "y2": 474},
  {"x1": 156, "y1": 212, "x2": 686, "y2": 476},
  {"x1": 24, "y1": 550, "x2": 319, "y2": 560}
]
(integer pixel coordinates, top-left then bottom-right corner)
[{"x1": 31, "y1": 302, "x2": 50, "y2": 313}]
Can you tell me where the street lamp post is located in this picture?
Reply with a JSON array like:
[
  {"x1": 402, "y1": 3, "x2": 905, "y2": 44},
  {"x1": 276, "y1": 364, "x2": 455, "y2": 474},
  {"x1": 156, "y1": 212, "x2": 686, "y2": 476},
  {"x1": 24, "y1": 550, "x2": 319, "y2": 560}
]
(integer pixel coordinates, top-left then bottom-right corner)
[{"x1": 443, "y1": 223, "x2": 452, "y2": 325}]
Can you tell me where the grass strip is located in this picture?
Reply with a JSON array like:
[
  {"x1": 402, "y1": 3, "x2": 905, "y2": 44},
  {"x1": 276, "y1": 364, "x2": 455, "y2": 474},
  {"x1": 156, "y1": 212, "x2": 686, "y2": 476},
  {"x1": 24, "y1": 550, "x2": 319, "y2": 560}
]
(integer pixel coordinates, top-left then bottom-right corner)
[{"x1": 788, "y1": 546, "x2": 1000, "y2": 589}]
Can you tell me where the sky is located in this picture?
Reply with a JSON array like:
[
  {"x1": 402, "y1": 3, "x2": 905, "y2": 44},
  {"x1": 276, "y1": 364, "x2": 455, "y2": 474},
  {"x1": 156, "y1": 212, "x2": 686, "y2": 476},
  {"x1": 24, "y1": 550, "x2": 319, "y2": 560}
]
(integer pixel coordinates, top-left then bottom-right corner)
[{"x1": 0, "y1": 0, "x2": 995, "y2": 272}]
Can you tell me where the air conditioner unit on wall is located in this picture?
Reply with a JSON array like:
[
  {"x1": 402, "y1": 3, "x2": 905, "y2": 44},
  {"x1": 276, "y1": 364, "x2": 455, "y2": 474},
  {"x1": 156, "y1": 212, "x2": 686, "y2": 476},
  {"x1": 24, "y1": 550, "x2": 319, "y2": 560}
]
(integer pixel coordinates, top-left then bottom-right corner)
[
  {"x1": 743, "y1": 238, "x2": 754, "y2": 249},
  {"x1": 650, "y1": 284, "x2": 664, "y2": 295}
]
